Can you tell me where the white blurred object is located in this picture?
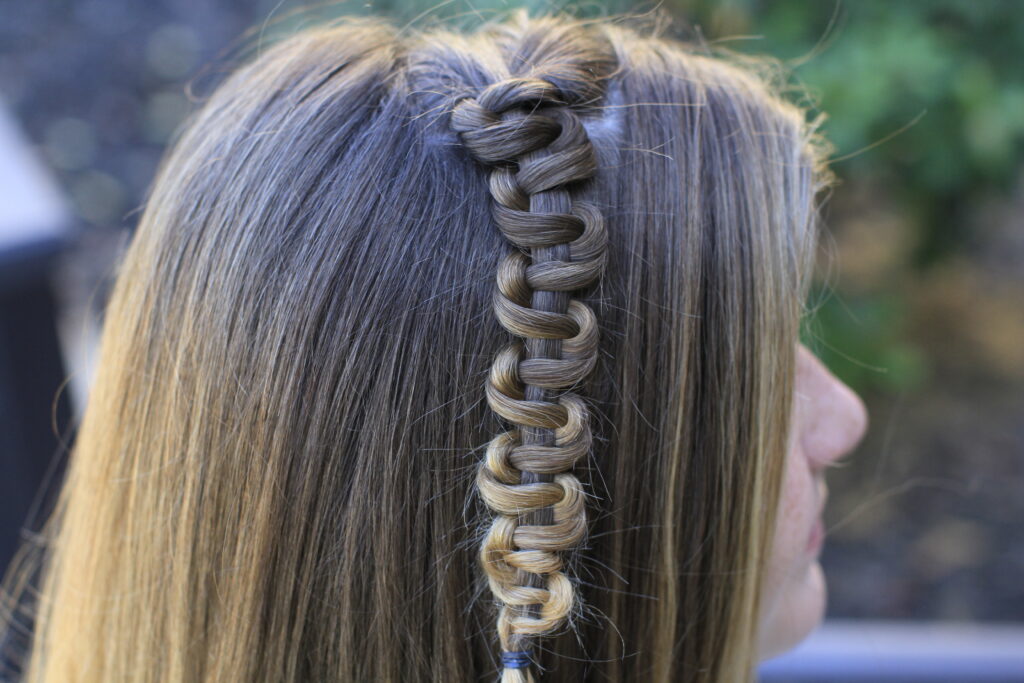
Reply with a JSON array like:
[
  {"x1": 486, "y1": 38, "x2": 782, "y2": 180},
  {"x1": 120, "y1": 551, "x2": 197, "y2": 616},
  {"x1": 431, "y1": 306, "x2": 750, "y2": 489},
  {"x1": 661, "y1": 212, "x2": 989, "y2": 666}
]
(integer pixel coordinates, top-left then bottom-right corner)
[
  {"x1": 0, "y1": 102, "x2": 70, "y2": 251},
  {"x1": 760, "y1": 619, "x2": 1024, "y2": 682},
  {"x1": 0, "y1": 98, "x2": 94, "y2": 418}
]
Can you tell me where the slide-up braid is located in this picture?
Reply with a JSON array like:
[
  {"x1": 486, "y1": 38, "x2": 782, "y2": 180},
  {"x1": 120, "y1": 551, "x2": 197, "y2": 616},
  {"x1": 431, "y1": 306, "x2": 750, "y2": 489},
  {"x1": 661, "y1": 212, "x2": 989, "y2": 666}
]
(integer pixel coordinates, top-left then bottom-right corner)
[{"x1": 451, "y1": 27, "x2": 615, "y2": 683}]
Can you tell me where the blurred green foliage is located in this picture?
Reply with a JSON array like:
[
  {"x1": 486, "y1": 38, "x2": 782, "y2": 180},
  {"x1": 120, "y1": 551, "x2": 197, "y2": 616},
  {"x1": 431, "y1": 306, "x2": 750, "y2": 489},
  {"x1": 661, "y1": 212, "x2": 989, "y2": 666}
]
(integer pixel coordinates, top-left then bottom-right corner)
[
  {"x1": 692, "y1": 0, "x2": 1024, "y2": 393},
  {"x1": 724, "y1": 1, "x2": 1024, "y2": 257}
]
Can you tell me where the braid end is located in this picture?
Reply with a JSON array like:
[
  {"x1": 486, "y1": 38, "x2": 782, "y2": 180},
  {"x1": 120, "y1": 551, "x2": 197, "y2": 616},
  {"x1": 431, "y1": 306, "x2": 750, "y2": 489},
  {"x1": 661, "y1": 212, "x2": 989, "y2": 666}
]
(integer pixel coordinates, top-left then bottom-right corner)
[{"x1": 502, "y1": 667, "x2": 536, "y2": 683}]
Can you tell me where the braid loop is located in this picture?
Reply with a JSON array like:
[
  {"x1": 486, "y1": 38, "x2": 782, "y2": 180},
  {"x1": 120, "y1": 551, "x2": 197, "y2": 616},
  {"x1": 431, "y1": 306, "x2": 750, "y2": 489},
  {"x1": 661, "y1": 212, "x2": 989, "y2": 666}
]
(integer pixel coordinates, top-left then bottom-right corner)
[{"x1": 452, "y1": 23, "x2": 615, "y2": 683}]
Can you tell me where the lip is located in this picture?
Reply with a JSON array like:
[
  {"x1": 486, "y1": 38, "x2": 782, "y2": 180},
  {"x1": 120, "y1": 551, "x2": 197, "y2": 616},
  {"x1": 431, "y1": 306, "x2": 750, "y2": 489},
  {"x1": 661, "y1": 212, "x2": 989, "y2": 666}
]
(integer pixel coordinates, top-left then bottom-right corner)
[{"x1": 807, "y1": 517, "x2": 825, "y2": 555}]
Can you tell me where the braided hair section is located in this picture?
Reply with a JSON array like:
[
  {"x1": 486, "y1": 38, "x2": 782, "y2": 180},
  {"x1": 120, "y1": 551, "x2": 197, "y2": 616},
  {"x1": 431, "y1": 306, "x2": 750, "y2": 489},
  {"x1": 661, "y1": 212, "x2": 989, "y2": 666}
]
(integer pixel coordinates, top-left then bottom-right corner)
[{"x1": 450, "y1": 24, "x2": 616, "y2": 683}]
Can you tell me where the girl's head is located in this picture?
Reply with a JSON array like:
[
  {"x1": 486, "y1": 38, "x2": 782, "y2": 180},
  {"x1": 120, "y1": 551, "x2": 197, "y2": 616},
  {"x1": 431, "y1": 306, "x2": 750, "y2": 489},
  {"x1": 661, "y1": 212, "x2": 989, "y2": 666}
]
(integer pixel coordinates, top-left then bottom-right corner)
[{"x1": 6, "y1": 12, "x2": 865, "y2": 682}]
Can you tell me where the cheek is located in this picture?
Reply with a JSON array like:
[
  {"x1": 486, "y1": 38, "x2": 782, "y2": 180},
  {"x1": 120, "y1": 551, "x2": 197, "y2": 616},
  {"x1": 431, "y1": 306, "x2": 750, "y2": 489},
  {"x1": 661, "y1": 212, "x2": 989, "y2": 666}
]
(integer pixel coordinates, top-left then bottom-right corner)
[
  {"x1": 757, "y1": 441, "x2": 826, "y2": 660},
  {"x1": 778, "y1": 446, "x2": 815, "y2": 555},
  {"x1": 767, "y1": 438, "x2": 816, "y2": 579},
  {"x1": 776, "y1": 394, "x2": 818, "y2": 564}
]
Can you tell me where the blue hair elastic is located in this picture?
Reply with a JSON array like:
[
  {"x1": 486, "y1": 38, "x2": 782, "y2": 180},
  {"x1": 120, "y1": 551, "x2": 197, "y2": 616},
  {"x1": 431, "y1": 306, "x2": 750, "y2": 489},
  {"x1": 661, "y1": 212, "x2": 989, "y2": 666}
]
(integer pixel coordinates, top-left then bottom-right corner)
[{"x1": 501, "y1": 651, "x2": 532, "y2": 669}]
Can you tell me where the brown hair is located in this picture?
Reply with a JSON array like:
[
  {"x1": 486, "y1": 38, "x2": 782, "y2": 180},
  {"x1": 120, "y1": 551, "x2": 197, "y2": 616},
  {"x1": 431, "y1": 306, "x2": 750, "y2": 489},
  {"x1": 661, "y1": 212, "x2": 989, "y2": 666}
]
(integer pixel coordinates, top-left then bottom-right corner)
[{"x1": 2, "y1": 12, "x2": 828, "y2": 682}]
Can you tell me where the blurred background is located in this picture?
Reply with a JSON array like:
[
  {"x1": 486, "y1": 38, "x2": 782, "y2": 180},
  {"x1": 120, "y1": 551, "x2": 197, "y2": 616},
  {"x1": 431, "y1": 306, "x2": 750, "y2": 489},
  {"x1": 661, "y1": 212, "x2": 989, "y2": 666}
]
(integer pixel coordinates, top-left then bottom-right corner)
[{"x1": 0, "y1": 1, "x2": 1021, "y2": 680}]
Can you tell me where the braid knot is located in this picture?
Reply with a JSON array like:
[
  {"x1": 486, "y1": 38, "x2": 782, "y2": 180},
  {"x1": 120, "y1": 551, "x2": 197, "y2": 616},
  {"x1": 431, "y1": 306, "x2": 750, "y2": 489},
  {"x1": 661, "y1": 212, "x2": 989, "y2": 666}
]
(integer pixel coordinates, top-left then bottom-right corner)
[{"x1": 452, "y1": 28, "x2": 615, "y2": 681}]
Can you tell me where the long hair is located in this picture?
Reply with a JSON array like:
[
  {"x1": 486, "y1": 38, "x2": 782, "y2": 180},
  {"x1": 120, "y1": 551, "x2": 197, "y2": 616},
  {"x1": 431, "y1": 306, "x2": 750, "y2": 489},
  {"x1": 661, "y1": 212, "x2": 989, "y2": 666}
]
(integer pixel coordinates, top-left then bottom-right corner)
[{"x1": 2, "y1": 12, "x2": 829, "y2": 682}]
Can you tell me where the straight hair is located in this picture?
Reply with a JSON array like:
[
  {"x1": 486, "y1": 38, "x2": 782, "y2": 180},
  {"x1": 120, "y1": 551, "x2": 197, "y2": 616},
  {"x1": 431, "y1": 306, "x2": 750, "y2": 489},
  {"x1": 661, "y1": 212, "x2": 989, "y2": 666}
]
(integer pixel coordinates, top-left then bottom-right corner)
[{"x1": 2, "y1": 12, "x2": 829, "y2": 682}]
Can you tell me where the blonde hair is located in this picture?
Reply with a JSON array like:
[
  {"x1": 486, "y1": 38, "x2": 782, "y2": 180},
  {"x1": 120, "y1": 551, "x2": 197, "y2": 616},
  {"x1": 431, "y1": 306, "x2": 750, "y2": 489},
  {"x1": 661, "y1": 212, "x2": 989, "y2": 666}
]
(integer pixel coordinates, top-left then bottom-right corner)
[{"x1": 2, "y1": 12, "x2": 828, "y2": 682}]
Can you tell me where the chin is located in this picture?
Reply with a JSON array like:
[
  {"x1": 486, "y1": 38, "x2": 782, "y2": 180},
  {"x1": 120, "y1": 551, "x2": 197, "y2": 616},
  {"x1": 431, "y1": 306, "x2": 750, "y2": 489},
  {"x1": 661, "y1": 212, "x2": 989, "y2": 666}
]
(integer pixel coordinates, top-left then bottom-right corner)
[{"x1": 757, "y1": 560, "x2": 828, "y2": 661}]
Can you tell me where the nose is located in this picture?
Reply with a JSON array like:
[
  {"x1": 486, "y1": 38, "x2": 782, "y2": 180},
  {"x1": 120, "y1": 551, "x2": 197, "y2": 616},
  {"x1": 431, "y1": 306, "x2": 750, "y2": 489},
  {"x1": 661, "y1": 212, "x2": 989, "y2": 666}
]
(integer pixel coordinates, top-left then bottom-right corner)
[{"x1": 797, "y1": 347, "x2": 869, "y2": 471}]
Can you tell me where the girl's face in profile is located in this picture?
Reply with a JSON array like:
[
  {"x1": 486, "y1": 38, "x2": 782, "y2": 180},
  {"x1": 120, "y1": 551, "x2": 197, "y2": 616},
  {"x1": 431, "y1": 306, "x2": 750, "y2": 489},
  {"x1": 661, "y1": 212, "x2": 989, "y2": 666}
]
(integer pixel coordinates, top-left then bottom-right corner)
[{"x1": 758, "y1": 345, "x2": 869, "y2": 660}]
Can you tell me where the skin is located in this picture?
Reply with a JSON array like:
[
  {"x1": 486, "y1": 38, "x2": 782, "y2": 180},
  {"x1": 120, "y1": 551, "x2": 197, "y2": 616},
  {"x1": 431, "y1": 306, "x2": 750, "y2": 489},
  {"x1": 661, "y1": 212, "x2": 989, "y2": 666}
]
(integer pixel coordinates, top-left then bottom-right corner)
[{"x1": 757, "y1": 345, "x2": 869, "y2": 660}]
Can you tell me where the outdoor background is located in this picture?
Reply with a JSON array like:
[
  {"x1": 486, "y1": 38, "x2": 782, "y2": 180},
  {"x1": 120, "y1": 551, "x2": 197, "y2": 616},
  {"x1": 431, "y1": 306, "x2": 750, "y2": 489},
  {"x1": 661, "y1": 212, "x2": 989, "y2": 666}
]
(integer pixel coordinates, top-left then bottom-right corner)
[{"x1": 1, "y1": 0, "x2": 1021, "y2": 646}]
